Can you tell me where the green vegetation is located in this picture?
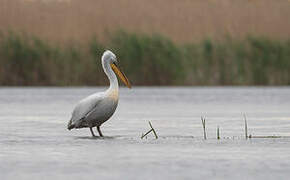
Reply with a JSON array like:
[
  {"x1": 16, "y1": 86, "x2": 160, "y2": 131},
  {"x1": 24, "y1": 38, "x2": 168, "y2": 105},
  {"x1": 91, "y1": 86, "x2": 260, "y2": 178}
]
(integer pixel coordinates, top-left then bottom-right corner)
[{"x1": 0, "y1": 31, "x2": 289, "y2": 86}]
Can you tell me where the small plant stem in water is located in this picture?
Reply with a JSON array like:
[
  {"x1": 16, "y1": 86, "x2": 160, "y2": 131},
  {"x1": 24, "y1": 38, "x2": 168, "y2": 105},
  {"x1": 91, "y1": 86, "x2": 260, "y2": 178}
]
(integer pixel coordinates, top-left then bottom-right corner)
[
  {"x1": 201, "y1": 116, "x2": 207, "y2": 140},
  {"x1": 217, "y1": 126, "x2": 220, "y2": 140},
  {"x1": 141, "y1": 121, "x2": 158, "y2": 139},
  {"x1": 149, "y1": 121, "x2": 158, "y2": 139},
  {"x1": 244, "y1": 114, "x2": 248, "y2": 139},
  {"x1": 141, "y1": 129, "x2": 153, "y2": 139}
]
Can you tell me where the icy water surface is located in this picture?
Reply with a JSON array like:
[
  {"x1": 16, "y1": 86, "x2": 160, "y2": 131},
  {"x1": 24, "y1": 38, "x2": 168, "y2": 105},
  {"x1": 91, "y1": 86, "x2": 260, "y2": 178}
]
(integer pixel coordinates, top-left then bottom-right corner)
[{"x1": 0, "y1": 87, "x2": 290, "y2": 180}]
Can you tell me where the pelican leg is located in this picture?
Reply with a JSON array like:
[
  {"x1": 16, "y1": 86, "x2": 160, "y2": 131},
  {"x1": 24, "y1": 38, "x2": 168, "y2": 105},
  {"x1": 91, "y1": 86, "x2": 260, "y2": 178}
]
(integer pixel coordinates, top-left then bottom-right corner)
[
  {"x1": 97, "y1": 126, "x2": 103, "y2": 137},
  {"x1": 90, "y1": 127, "x2": 96, "y2": 137}
]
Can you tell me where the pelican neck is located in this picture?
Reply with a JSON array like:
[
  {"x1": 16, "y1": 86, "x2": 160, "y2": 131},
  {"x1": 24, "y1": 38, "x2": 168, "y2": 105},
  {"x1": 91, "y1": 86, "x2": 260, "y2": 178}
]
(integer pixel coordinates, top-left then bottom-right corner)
[{"x1": 102, "y1": 59, "x2": 119, "y2": 91}]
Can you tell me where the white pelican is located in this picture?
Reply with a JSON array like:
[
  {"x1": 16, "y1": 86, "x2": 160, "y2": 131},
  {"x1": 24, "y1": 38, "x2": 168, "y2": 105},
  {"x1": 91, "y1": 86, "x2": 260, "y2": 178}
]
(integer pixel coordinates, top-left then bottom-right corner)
[{"x1": 67, "y1": 50, "x2": 131, "y2": 137}]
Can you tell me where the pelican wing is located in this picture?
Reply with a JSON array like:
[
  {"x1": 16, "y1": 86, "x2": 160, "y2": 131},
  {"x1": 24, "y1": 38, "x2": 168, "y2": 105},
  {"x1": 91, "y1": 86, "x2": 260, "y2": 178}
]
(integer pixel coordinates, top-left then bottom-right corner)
[{"x1": 68, "y1": 93, "x2": 105, "y2": 129}]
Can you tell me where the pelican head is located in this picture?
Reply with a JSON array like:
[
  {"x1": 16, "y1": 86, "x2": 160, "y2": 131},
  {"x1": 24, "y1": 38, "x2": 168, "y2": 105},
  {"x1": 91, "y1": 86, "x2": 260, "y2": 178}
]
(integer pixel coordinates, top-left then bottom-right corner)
[
  {"x1": 102, "y1": 50, "x2": 131, "y2": 89},
  {"x1": 102, "y1": 50, "x2": 117, "y2": 63}
]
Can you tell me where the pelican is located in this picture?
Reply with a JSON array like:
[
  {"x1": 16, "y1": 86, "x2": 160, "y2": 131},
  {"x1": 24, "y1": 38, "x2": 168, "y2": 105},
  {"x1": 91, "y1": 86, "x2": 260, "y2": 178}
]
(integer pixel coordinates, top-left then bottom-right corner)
[{"x1": 67, "y1": 50, "x2": 131, "y2": 137}]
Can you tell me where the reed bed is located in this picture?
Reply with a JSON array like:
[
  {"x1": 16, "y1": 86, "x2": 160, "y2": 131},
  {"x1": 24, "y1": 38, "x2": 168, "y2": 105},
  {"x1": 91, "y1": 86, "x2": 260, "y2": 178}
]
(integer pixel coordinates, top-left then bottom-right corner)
[
  {"x1": 0, "y1": 31, "x2": 290, "y2": 86},
  {"x1": 1, "y1": 0, "x2": 290, "y2": 43},
  {"x1": 1, "y1": 0, "x2": 290, "y2": 86}
]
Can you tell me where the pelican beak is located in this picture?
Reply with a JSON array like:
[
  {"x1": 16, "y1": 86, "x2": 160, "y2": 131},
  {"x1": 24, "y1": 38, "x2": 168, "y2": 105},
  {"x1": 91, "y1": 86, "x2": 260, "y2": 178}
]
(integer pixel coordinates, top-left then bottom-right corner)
[{"x1": 111, "y1": 62, "x2": 131, "y2": 88}]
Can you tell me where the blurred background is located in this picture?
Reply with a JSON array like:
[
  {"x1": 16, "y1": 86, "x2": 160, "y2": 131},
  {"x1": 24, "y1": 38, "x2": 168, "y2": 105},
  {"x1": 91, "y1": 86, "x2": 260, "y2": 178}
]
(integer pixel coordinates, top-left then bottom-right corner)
[{"x1": 0, "y1": 0, "x2": 290, "y2": 86}]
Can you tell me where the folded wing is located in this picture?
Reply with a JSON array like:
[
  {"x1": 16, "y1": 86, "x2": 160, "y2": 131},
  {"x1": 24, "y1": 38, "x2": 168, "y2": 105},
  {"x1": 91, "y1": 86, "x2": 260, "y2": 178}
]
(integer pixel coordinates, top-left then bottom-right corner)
[{"x1": 67, "y1": 93, "x2": 104, "y2": 129}]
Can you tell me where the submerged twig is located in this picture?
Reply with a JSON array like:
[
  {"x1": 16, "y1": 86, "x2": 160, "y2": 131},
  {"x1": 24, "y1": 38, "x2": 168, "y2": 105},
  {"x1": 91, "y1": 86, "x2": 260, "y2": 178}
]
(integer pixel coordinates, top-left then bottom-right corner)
[
  {"x1": 249, "y1": 135, "x2": 283, "y2": 138},
  {"x1": 141, "y1": 129, "x2": 153, "y2": 139},
  {"x1": 141, "y1": 121, "x2": 158, "y2": 139},
  {"x1": 201, "y1": 116, "x2": 207, "y2": 140}
]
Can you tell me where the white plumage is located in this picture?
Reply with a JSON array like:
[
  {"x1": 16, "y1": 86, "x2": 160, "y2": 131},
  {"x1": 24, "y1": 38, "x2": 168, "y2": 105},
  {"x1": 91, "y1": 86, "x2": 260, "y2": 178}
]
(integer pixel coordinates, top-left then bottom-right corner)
[{"x1": 67, "y1": 50, "x2": 131, "y2": 137}]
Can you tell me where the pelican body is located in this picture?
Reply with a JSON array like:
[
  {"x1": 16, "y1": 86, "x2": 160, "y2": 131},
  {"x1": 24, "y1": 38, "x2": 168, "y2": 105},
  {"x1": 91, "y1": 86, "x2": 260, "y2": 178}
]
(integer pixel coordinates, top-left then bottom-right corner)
[{"x1": 67, "y1": 50, "x2": 131, "y2": 137}]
